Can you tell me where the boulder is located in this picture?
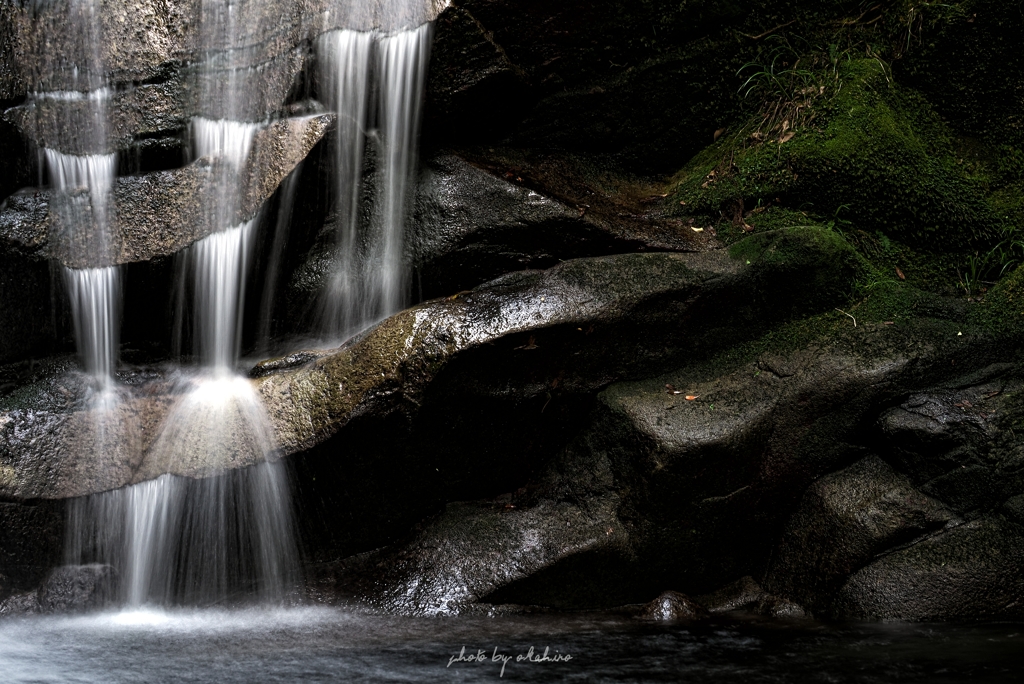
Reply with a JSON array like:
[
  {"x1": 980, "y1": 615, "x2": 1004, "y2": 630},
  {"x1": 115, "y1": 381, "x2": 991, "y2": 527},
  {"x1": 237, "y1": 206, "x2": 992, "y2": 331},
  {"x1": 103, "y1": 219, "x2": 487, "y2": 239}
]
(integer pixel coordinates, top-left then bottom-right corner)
[
  {"x1": 312, "y1": 494, "x2": 626, "y2": 616},
  {"x1": 424, "y1": 5, "x2": 528, "y2": 144},
  {"x1": 406, "y1": 152, "x2": 712, "y2": 299},
  {"x1": 37, "y1": 564, "x2": 117, "y2": 613},
  {"x1": 489, "y1": 314, "x2": 1011, "y2": 610},
  {"x1": 636, "y1": 591, "x2": 709, "y2": 621},
  {"x1": 695, "y1": 576, "x2": 767, "y2": 614},
  {"x1": 833, "y1": 516, "x2": 1024, "y2": 621},
  {"x1": 762, "y1": 455, "x2": 957, "y2": 611}
]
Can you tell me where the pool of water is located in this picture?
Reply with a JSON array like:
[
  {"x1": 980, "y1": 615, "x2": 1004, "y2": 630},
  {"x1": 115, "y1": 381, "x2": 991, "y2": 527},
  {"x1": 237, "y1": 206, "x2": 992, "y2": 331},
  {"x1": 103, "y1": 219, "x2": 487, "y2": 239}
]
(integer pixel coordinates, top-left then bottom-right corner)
[{"x1": 0, "y1": 606, "x2": 1021, "y2": 682}]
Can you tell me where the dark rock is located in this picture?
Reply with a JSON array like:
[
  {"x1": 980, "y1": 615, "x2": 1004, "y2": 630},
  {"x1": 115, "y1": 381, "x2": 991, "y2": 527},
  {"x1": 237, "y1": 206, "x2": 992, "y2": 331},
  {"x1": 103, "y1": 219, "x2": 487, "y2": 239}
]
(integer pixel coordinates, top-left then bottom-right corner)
[
  {"x1": 291, "y1": 146, "x2": 715, "y2": 309},
  {"x1": 763, "y1": 455, "x2": 957, "y2": 611},
  {"x1": 425, "y1": 5, "x2": 529, "y2": 144},
  {"x1": 755, "y1": 595, "x2": 809, "y2": 619},
  {"x1": 513, "y1": 314, "x2": 1010, "y2": 609},
  {"x1": 249, "y1": 350, "x2": 330, "y2": 378},
  {"x1": 1002, "y1": 494, "x2": 1024, "y2": 525},
  {"x1": 636, "y1": 591, "x2": 709, "y2": 621},
  {"x1": 407, "y1": 152, "x2": 710, "y2": 299},
  {"x1": 316, "y1": 495, "x2": 625, "y2": 616},
  {"x1": 0, "y1": 591, "x2": 39, "y2": 616},
  {"x1": 1, "y1": 228, "x2": 858, "y2": 501},
  {"x1": 266, "y1": 227, "x2": 859, "y2": 461},
  {"x1": 0, "y1": 252, "x2": 63, "y2": 364},
  {"x1": 920, "y1": 465, "x2": 999, "y2": 516},
  {"x1": 695, "y1": 576, "x2": 766, "y2": 614},
  {"x1": 0, "y1": 500, "x2": 64, "y2": 600},
  {"x1": 879, "y1": 387, "x2": 998, "y2": 485},
  {"x1": 37, "y1": 564, "x2": 116, "y2": 613},
  {"x1": 833, "y1": 517, "x2": 1024, "y2": 621}
]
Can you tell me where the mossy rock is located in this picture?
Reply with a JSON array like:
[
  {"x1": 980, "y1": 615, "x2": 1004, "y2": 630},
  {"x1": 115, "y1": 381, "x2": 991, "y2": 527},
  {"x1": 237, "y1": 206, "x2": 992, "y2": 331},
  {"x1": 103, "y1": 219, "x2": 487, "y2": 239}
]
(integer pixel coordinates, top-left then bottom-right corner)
[
  {"x1": 673, "y1": 59, "x2": 1000, "y2": 249},
  {"x1": 971, "y1": 263, "x2": 1024, "y2": 341}
]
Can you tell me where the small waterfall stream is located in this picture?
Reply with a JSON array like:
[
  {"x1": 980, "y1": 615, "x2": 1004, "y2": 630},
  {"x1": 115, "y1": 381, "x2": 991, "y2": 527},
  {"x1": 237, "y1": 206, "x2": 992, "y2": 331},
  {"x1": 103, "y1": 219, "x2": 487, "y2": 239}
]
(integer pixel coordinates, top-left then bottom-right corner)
[
  {"x1": 37, "y1": 0, "x2": 436, "y2": 610},
  {"x1": 316, "y1": 21, "x2": 432, "y2": 341}
]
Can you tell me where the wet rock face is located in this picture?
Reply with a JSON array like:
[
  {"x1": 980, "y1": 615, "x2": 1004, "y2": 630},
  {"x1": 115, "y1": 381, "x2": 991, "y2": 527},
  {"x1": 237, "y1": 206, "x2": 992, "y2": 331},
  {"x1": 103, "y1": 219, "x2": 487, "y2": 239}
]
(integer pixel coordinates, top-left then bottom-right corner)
[
  {"x1": 834, "y1": 517, "x2": 1024, "y2": 621},
  {"x1": 0, "y1": 253, "x2": 62, "y2": 365},
  {"x1": 0, "y1": 113, "x2": 332, "y2": 269},
  {"x1": 763, "y1": 455, "x2": 957, "y2": 610},
  {"x1": 0, "y1": 500, "x2": 64, "y2": 601},
  {"x1": 3, "y1": 0, "x2": 447, "y2": 128},
  {"x1": 636, "y1": 591, "x2": 709, "y2": 621},
  {"x1": 408, "y1": 153, "x2": 708, "y2": 298},
  {"x1": 37, "y1": 564, "x2": 117, "y2": 613},
  {"x1": 291, "y1": 149, "x2": 712, "y2": 308},
  {"x1": 1, "y1": 228, "x2": 851, "y2": 502}
]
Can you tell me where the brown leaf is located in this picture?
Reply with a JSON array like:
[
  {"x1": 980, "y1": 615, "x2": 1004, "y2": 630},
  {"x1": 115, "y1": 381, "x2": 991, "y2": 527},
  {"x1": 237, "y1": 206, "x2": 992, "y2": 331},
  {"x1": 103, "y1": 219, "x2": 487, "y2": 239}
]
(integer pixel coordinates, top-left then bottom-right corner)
[
  {"x1": 714, "y1": 127, "x2": 727, "y2": 141},
  {"x1": 895, "y1": 267, "x2": 906, "y2": 281},
  {"x1": 778, "y1": 131, "x2": 795, "y2": 144},
  {"x1": 685, "y1": 395, "x2": 700, "y2": 401}
]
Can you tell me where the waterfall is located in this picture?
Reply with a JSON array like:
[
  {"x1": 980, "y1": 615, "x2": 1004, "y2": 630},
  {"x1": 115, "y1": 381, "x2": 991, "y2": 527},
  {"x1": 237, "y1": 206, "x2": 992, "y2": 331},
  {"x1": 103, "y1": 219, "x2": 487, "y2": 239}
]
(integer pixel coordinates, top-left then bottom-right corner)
[
  {"x1": 45, "y1": 150, "x2": 120, "y2": 389},
  {"x1": 316, "y1": 21, "x2": 433, "y2": 341},
  {"x1": 49, "y1": 0, "x2": 437, "y2": 610},
  {"x1": 60, "y1": 0, "x2": 300, "y2": 608},
  {"x1": 316, "y1": 29, "x2": 374, "y2": 338}
]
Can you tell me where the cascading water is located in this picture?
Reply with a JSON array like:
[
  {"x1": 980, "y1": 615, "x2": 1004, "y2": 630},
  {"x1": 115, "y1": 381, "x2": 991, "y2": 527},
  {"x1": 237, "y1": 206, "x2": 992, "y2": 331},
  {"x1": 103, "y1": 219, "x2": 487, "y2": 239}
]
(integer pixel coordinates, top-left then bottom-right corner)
[
  {"x1": 316, "y1": 29, "x2": 374, "y2": 337},
  {"x1": 316, "y1": 20, "x2": 433, "y2": 341},
  {"x1": 45, "y1": 151, "x2": 120, "y2": 390},
  {"x1": 62, "y1": 0, "x2": 299, "y2": 607},
  {"x1": 52, "y1": 0, "x2": 436, "y2": 610}
]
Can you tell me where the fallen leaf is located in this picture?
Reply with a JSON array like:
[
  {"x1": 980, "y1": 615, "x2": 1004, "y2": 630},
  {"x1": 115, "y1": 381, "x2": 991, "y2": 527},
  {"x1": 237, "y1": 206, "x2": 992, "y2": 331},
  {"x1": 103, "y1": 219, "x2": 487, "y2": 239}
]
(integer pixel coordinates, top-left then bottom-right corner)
[
  {"x1": 778, "y1": 131, "x2": 795, "y2": 144},
  {"x1": 714, "y1": 127, "x2": 727, "y2": 141},
  {"x1": 781, "y1": 119, "x2": 790, "y2": 132},
  {"x1": 685, "y1": 395, "x2": 700, "y2": 401},
  {"x1": 665, "y1": 383, "x2": 683, "y2": 395},
  {"x1": 883, "y1": 321, "x2": 894, "y2": 325},
  {"x1": 679, "y1": 200, "x2": 687, "y2": 206},
  {"x1": 895, "y1": 267, "x2": 906, "y2": 281},
  {"x1": 691, "y1": 226, "x2": 704, "y2": 232}
]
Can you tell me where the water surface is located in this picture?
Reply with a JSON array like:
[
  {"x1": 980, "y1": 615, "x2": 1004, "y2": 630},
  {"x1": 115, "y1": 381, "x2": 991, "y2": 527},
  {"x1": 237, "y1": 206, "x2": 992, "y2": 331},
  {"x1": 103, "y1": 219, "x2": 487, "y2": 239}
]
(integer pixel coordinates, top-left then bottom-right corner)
[{"x1": 0, "y1": 607, "x2": 1021, "y2": 682}]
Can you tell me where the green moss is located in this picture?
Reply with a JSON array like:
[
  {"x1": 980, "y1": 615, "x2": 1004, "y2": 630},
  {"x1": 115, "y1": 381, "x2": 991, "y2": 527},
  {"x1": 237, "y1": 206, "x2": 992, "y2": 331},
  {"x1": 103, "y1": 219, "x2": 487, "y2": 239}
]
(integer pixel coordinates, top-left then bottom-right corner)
[
  {"x1": 673, "y1": 59, "x2": 1000, "y2": 249},
  {"x1": 970, "y1": 264, "x2": 1024, "y2": 340}
]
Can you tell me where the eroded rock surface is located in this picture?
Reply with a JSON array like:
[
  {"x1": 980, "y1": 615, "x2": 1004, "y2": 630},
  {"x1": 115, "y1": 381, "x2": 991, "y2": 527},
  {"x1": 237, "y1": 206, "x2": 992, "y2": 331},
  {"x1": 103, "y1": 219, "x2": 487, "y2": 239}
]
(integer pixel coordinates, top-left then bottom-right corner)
[{"x1": 0, "y1": 113, "x2": 332, "y2": 268}]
